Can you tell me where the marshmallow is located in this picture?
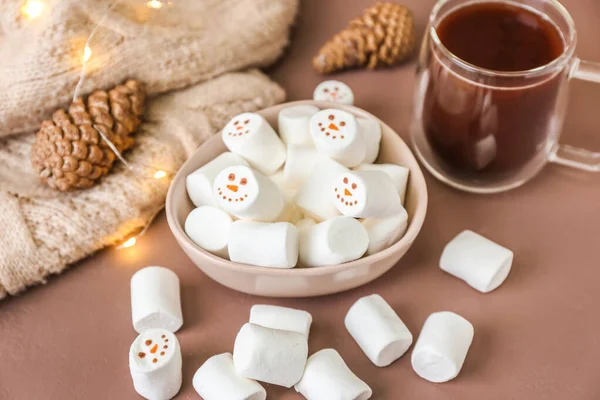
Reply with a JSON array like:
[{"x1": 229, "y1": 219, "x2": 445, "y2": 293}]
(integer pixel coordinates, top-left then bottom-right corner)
[
  {"x1": 358, "y1": 118, "x2": 382, "y2": 164},
  {"x1": 295, "y1": 217, "x2": 316, "y2": 231},
  {"x1": 233, "y1": 323, "x2": 308, "y2": 388},
  {"x1": 214, "y1": 165, "x2": 284, "y2": 222},
  {"x1": 362, "y1": 208, "x2": 409, "y2": 256},
  {"x1": 333, "y1": 170, "x2": 402, "y2": 218},
  {"x1": 283, "y1": 145, "x2": 323, "y2": 189},
  {"x1": 294, "y1": 157, "x2": 349, "y2": 221},
  {"x1": 186, "y1": 152, "x2": 248, "y2": 207},
  {"x1": 276, "y1": 201, "x2": 304, "y2": 225},
  {"x1": 440, "y1": 230, "x2": 513, "y2": 293},
  {"x1": 278, "y1": 105, "x2": 320, "y2": 146},
  {"x1": 299, "y1": 216, "x2": 369, "y2": 267},
  {"x1": 310, "y1": 109, "x2": 365, "y2": 167},
  {"x1": 356, "y1": 164, "x2": 410, "y2": 204},
  {"x1": 185, "y1": 206, "x2": 233, "y2": 259},
  {"x1": 129, "y1": 328, "x2": 182, "y2": 400},
  {"x1": 268, "y1": 168, "x2": 296, "y2": 203},
  {"x1": 313, "y1": 80, "x2": 354, "y2": 105},
  {"x1": 295, "y1": 349, "x2": 372, "y2": 400},
  {"x1": 228, "y1": 221, "x2": 298, "y2": 269},
  {"x1": 411, "y1": 311, "x2": 474, "y2": 383},
  {"x1": 250, "y1": 305, "x2": 313, "y2": 338},
  {"x1": 345, "y1": 294, "x2": 413, "y2": 367},
  {"x1": 193, "y1": 353, "x2": 266, "y2": 400},
  {"x1": 131, "y1": 266, "x2": 183, "y2": 334},
  {"x1": 222, "y1": 112, "x2": 286, "y2": 175}
]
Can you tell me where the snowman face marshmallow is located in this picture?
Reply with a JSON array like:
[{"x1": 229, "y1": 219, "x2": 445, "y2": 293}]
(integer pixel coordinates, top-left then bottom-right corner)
[
  {"x1": 131, "y1": 329, "x2": 177, "y2": 370},
  {"x1": 310, "y1": 109, "x2": 358, "y2": 145},
  {"x1": 313, "y1": 80, "x2": 354, "y2": 105},
  {"x1": 334, "y1": 174, "x2": 366, "y2": 211},
  {"x1": 215, "y1": 166, "x2": 258, "y2": 206},
  {"x1": 223, "y1": 113, "x2": 262, "y2": 141}
]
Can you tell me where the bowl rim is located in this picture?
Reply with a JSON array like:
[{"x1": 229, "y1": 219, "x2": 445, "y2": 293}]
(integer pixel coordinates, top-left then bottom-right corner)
[{"x1": 166, "y1": 100, "x2": 428, "y2": 276}]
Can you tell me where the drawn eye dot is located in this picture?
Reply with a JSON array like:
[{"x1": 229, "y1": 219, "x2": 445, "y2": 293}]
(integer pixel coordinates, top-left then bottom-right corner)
[
  {"x1": 228, "y1": 173, "x2": 235, "y2": 181},
  {"x1": 324, "y1": 88, "x2": 329, "y2": 93},
  {"x1": 352, "y1": 183, "x2": 357, "y2": 190},
  {"x1": 328, "y1": 115, "x2": 334, "y2": 120},
  {"x1": 343, "y1": 177, "x2": 348, "y2": 184},
  {"x1": 138, "y1": 352, "x2": 146, "y2": 358},
  {"x1": 340, "y1": 121, "x2": 346, "y2": 127},
  {"x1": 234, "y1": 120, "x2": 239, "y2": 125},
  {"x1": 244, "y1": 120, "x2": 250, "y2": 124},
  {"x1": 240, "y1": 178, "x2": 247, "y2": 185},
  {"x1": 145, "y1": 340, "x2": 152, "y2": 346}
]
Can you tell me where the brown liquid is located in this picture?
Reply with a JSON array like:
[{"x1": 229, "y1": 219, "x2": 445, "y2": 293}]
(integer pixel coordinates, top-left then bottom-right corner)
[{"x1": 422, "y1": 2, "x2": 566, "y2": 178}]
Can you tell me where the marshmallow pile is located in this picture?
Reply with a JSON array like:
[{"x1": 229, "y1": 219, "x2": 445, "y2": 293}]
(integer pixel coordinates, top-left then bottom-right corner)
[{"x1": 184, "y1": 97, "x2": 410, "y2": 268}]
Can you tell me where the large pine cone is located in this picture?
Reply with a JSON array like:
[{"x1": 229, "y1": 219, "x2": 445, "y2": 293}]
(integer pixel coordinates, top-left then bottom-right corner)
[
  {"x1": 31, "y1": 80, "x2": 146, "y2": 191},
  {"x1": 313, "y1": 2, "x2": 416, "y2": 74}
]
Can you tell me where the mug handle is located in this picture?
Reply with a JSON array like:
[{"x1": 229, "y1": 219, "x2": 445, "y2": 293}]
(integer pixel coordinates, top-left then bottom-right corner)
[{"x1": 548, "y1": 58, "x2": 600, "y2": 172}]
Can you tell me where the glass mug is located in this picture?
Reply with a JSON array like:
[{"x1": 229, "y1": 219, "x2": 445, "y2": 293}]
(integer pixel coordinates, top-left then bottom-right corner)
[{"x1": 410, "y1": 0, "x2": 600, "y2": 193}]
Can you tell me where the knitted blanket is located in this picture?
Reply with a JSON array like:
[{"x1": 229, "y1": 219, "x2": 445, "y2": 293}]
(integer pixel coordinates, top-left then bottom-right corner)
[{"x1": 0, "y1": 0, "x2": 297, "y2": 298}]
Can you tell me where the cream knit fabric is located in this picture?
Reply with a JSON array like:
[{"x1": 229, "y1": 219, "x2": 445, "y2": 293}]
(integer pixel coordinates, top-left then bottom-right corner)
[
  {"x1": 0, "y1": 70, "x2": 286, "y2": 299},
  {"x1": 0, "y1": 0, "x2": 297, "y2": 137},
  {"x1": 0, "y1": 0, "x2": 298, "y2": 298}
]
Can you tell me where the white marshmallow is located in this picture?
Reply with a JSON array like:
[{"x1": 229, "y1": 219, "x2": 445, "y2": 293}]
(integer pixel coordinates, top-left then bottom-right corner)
[
  {"x1": 356, "y1": 163, "x2": 410, "y2": 204},
  {"x1": 186, "y1": 152, "x2": 248, "y2": 207},
  {"x1": 129, "y1": 328, "x2": 182, "y2": 400},
  {"x1": 362, "y1": 208, "x2": 409, "y2": 256},
  {"x1": 278, "y1": 105, "x2": 320, "y2": 146},
  {"x1": 283, "y1": 145, "x2": 323, "y2": 189},
  {"x1": 411, "y1": 311, "x2": 474, "y2": 383},
  {"x1": 276, "y1": 201, "x2": 304, "y2": 225},
  {"x1": 185, "y1": 206, "x2": 232, "y2": 259},
  {"x1": 228, "y1": 221, "x2": 298, "y2": 269},
  {"x1": 313, "y1": 80, "x2": 354, "y2": 105},
  {"x1": 440, "y1": 230, "x2": 513, "y2": 293},
  {"x1": 310, "y1": 109, "x2": 365, "y2": 167},
  {"x1": 294, "y1": 217, "x2": 316, "y2": 231},
  {"x1": 268, "y1": 168, "x2": 296, "y2": 203},
  {"x1": 222, "y1": 112, "x2": 286, "y2": 175},
  {"x1": 295, "y1": 349, "x2": 372, "y2": 400},
  {"x1": 294, "y1": 157, "x2": 349, "y2": 221},
  {"x1": 345, "y1": 294, "x2": 413, "y2": 367},
  {"x1": 131, "y1": 266, "x2": 183, "y2": 334},
  {"x1": 299, "y1": 216, "x2": 369, "y2": 267},
  {"x1": 193, "y1": 353, "x2": 266, "y2": 400},
  {"x1": 250, "y1": 305, "x2": 313, "y2": 338},
  {"x1": 333, "y1": 170, "x2": 402, "y2": 219},
  {"x1": 358, "y1": 118, "x2": 382, "y2": 164},
  {"x1": 233, "y1": 323, "x2": 308, "y2": 388},
  {"x1": 214, "y1": 165, "x2": 284, "y2": 222}
]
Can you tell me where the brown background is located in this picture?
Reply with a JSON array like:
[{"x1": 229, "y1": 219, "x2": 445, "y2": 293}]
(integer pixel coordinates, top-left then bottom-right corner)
[{"x1": 1, "y1": 0, "x2": 600, "y2": 399}]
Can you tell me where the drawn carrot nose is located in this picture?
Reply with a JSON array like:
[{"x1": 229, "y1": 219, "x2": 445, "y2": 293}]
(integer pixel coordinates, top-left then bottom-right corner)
[
  {"x1": 236, "y1": 126, "x2": 243, "y2": 130},
  {"x1": 328, "y1": 123, "x2": 339, "y2": 131},
  {"x1": 344, "y1": 188, "x2": 352, "y2": 196},
  {"x1": 227, "y1": 185, "x2": 239, "y2": 192},
  {"x1": 150, "y1": 344, "x2": 158, "y2": 354}
]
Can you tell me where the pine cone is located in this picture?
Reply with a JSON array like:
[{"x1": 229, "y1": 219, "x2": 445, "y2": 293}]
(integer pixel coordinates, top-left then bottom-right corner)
[
  {"x1": 31, "y1": 80, "x2": 146, "y2": 191},
  {"x1": 313, "y1": 2, "x2": 416, "y2": 74}
]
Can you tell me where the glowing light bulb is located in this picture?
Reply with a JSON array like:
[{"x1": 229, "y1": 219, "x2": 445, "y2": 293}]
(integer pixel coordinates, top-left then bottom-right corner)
[
  {"x1": 121, "y1": 237, "x2": 137, "y2": 248},
  {"x1": 22, "y1": 0, "x2": 45, "y2": 20},
  {"x1": 83, "y1": 46, "x2": 92, "y2": 63},
  {"x1": 146, "y1": 0, "x2": 163, "y2": 9},
  {"x1": 153, "y1": 170, "x2": 167, "y2": 179}
]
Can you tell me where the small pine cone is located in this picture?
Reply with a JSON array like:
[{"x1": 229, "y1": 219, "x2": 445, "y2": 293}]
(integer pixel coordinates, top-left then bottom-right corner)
[
  {"x1": 313, "y1": 2, "x2": 416, "y2": 74},
  {"x1": 31, "y1": 80, "x2": 146, "y2": 192}
]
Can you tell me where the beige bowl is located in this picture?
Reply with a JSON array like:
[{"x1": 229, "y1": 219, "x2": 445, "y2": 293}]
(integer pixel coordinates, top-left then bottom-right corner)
[{"x1": 166, "y1": 101, "x2": 428, "y2": 297}]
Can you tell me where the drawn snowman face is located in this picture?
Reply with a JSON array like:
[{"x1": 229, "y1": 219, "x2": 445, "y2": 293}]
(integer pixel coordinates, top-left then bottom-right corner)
[
  {"x1": 214, "y1": 165, "x2": 258, "y2": 208},
  {"x1": 310, "y1": 109, "x2": 358, "y2": 147},
  {"x1": 131, "y1": 329, "x2": 176, "y2": 370},
  {"x1": 222, "y1": 113, "x2": 262, "y2": 142},
  {"x1": 333, "y1": 173, "x2": 366, "y2": 214},
  {"x1": 313, "y1": 80, "x2": 354, "y2": 105}
]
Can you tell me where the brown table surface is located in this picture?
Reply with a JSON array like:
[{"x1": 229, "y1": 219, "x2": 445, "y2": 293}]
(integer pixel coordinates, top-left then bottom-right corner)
[{"x1": 2, "y1": 0, "x2": 600, "y2": 399}]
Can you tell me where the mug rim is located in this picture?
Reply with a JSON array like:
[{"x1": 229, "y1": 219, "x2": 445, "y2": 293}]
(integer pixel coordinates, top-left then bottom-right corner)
[{"x1": 429, "y1": 0, "x2": 578, "y2": 78}]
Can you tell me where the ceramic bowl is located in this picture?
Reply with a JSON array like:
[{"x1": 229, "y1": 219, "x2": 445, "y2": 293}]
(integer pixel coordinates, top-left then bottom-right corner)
[{"x1": 166, "y1": 100, "x2": 428, "y2": 297}]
